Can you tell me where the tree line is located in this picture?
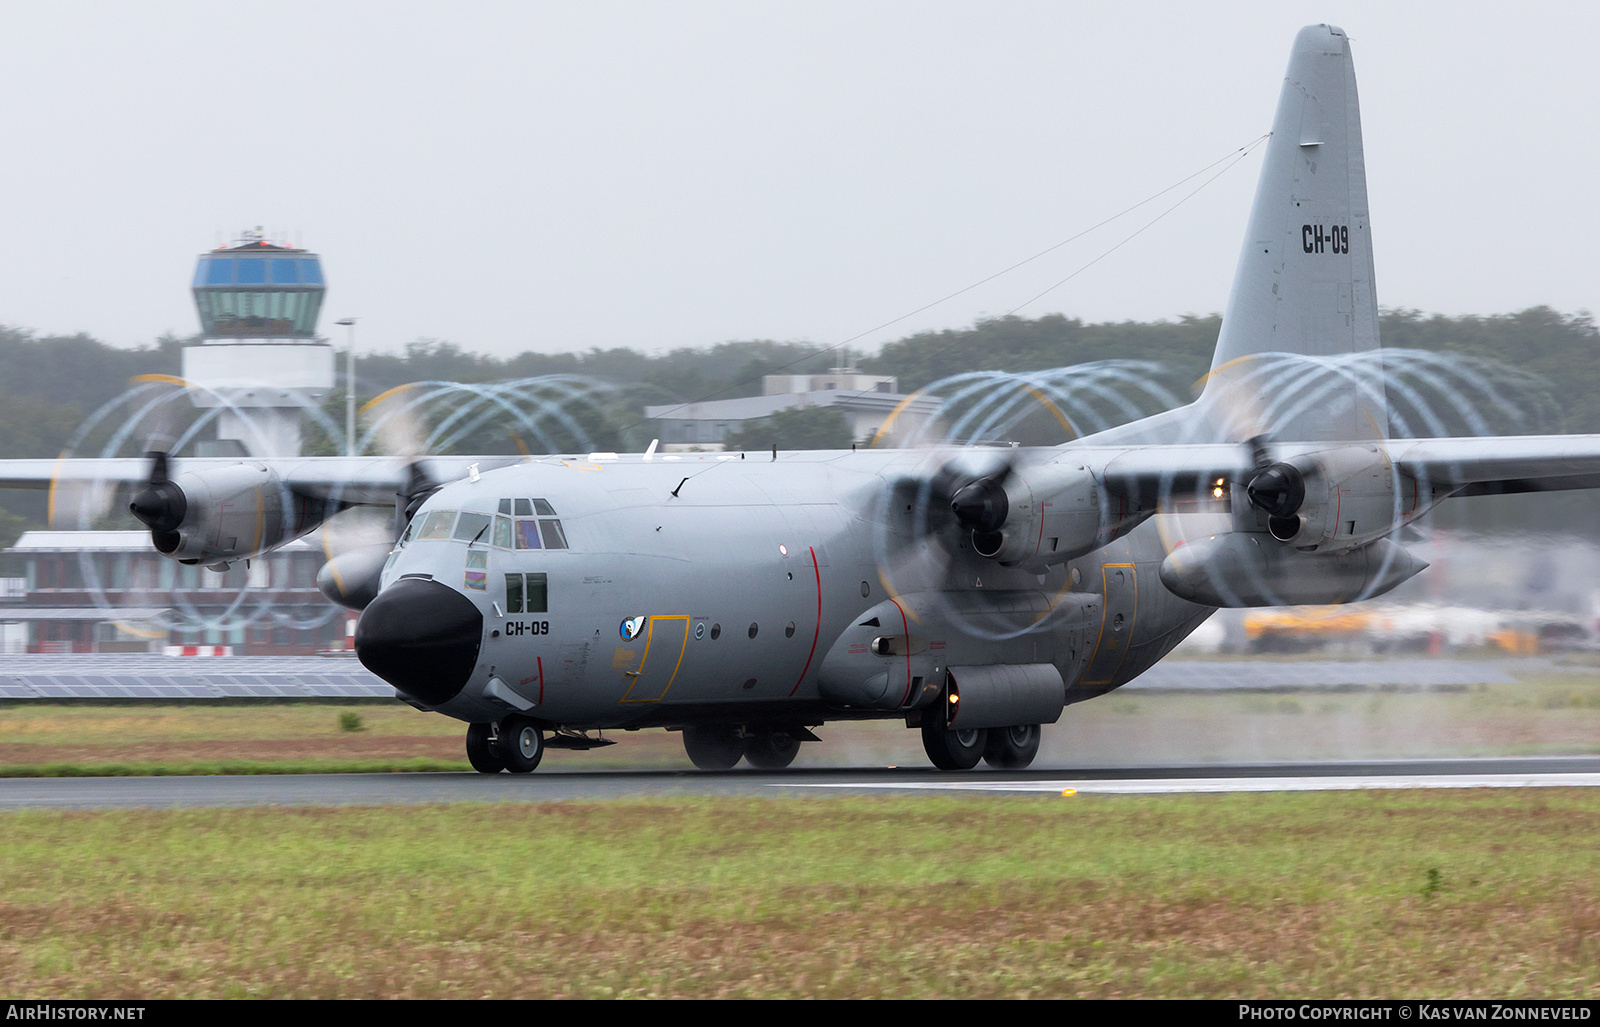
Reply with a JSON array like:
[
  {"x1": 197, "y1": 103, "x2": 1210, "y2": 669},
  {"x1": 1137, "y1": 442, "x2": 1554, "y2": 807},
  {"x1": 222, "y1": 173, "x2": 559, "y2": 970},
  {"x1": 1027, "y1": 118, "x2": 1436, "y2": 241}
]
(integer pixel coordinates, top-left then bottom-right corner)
[{"x1": 0, "y1": 306, "x2": 1594, "y2": 543}]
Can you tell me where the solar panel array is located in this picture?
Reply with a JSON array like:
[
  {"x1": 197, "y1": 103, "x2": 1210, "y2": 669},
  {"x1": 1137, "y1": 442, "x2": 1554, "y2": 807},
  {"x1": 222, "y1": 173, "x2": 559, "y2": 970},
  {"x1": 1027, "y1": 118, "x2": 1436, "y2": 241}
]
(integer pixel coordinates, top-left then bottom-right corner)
[
  {"x1": 0, "y1": 654, "x2": 395, "y2": 700},
  {"x1": 0, "y1": 653, "x2": 1540, "y2": 702}
]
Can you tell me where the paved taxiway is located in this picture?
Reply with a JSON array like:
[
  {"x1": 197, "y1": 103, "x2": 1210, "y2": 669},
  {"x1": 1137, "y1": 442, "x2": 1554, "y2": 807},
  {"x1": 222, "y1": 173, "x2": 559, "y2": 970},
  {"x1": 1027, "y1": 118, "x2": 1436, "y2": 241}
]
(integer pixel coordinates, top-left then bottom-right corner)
[{"x1": 2, "y1": 757, "x2": 1598, "y2": 810}]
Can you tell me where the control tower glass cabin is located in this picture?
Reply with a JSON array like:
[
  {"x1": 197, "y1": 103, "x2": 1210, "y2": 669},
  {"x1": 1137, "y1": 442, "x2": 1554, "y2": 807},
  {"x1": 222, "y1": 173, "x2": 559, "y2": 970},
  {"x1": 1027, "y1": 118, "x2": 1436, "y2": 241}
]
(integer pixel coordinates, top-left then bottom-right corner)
[
  {"x1": 192, "y1": 239, "x2": 325, "y2": 338},
  {"x1": 183, "y1": 232, "x2": 335, "y2": 458}
]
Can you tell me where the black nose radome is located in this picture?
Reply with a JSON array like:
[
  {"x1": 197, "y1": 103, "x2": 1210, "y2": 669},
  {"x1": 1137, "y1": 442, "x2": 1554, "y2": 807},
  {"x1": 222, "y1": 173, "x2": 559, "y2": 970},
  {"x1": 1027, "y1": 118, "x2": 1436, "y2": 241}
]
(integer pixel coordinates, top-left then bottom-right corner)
[{"x1": 355, "y1": 577, "x2": 483, "y2": 706}]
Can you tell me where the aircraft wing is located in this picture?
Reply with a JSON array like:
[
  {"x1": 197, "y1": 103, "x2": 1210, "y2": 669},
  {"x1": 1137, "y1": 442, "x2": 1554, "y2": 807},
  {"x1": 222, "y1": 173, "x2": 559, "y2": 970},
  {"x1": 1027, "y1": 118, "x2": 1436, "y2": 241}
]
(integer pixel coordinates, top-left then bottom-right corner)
[
  {"x1": 1386, "y1": 435, "x2": 1600, "y2": 496},
  {"x1": 0, "y1": 455, "x2": 528, "y2": 506},
  {"x1": 1081, "y1": 436, "x2": 1600, "y2": 504}
]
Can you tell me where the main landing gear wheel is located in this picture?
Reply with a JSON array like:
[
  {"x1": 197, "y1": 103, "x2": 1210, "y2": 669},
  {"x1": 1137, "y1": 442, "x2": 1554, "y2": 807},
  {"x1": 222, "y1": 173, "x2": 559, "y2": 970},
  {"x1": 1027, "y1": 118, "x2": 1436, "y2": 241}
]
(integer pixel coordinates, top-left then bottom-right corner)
[
  {"x1": 497, "y1": 714, "x2": 544, "y2": 773},
  {"x1": 921, "y1": 720, "x2": 988, "y2": 771},
  {"x1": 983, "y1": 724, "x2": 1041, "y2": 770},
  {"x1": 744, "y1": 732, "x2": 801, "y2": 770},
  {"x1": 465, "y1": 722, "x2": 506, "y2": 774},
  {"x1": 683, "y1": 725, "x2": 745, "y2": 770}
]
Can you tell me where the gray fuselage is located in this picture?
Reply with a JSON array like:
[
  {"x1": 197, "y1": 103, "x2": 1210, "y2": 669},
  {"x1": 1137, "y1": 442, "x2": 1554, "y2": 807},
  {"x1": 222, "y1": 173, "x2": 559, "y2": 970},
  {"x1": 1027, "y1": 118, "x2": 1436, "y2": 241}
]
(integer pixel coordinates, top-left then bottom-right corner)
[{"x1": 375, "y1": 447, "x2": 1214, "y2": 730}]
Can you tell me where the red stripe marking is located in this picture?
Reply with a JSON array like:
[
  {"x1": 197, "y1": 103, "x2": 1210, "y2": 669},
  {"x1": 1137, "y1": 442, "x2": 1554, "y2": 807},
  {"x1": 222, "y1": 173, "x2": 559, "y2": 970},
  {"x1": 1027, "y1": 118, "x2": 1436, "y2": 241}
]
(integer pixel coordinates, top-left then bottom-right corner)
[
  {"x1": 890, "y1": 596, "x2": 913, "y2": 707},
  {"x1": 788, "y1": 546, "x2": 823, "y2": 696}
]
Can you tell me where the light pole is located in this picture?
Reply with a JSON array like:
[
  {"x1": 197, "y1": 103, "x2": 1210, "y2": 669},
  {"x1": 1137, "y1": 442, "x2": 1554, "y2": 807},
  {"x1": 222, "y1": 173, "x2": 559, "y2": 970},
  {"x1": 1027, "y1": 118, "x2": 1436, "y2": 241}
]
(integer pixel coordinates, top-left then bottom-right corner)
[{"x1": 334, "y1": 318, "x2": 357, "y2": 455}]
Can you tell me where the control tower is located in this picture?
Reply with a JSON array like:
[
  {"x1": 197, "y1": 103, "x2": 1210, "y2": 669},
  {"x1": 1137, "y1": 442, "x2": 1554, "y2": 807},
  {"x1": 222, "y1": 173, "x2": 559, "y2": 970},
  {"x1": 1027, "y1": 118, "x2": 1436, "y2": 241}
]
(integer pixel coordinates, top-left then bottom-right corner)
[{"x1": 182, "y1": 228, "x2": 335, "y2": 457}]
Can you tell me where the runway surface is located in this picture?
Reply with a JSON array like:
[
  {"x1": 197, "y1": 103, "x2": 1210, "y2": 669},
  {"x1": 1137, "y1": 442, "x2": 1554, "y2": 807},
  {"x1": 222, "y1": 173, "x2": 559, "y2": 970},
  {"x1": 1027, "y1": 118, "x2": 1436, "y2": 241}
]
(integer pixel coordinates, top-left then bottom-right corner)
[{"x1": 3, "y1": 757, "x2": 1599, "y2": 810}]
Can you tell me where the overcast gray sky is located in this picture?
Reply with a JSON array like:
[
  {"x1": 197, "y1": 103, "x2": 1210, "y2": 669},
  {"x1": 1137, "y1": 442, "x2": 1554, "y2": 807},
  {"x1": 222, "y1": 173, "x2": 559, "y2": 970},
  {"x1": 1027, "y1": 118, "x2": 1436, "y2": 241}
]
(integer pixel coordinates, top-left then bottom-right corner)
[{"x1": 0, "y1": 1, "x2": 1594, "y2": 360}]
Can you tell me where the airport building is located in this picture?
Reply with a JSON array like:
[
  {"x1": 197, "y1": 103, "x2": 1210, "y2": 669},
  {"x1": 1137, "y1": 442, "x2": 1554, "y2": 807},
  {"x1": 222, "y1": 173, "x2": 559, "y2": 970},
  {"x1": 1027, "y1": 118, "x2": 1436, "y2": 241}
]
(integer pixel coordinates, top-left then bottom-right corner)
[
  {"x1": 0, "y1": 531, "x2": 345, "y2": 654},
  {"x1": 645, "y1": 366, "x2": 941, "y2": 451}
]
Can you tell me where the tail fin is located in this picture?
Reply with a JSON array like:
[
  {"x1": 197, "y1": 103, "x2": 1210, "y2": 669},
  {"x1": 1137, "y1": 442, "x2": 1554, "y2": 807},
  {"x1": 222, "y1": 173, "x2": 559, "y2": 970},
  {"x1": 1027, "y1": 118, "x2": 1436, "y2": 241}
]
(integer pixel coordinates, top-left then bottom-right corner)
[{"x1": 1201, "y1": 24, "x2": 1384, "y2": 442}]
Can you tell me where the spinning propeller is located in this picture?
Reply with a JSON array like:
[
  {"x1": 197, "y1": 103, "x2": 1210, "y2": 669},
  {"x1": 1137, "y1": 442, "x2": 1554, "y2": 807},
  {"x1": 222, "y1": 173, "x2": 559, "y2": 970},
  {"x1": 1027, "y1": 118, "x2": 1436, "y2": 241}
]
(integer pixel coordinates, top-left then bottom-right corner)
[{"x1": 127, "y1": 449, "x2": 187, "y2": 553}]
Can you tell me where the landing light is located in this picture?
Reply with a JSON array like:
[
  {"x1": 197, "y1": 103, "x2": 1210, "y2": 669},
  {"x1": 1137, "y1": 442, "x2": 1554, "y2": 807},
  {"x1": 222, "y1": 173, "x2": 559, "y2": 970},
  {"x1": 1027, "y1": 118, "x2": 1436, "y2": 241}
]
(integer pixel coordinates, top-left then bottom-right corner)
[{"x1": 1212, "y1": 478, "x2": 1227, "y2": 499}]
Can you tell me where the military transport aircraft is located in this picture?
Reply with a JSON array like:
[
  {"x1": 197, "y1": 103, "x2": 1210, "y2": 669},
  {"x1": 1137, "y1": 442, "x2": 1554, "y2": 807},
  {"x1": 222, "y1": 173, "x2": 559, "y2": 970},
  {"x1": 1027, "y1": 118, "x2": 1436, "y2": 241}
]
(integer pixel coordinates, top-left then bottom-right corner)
[{"x1": 6, "y1": 24, "x2": 1600, "y2": 773}]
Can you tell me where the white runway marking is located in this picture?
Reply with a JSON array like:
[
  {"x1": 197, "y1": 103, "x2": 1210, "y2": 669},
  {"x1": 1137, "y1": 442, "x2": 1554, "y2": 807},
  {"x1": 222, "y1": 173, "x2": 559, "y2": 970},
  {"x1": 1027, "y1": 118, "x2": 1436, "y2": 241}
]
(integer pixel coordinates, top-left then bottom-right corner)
[{"x1": 788, "y1": 773, "x2": 1600, "y2": 795}]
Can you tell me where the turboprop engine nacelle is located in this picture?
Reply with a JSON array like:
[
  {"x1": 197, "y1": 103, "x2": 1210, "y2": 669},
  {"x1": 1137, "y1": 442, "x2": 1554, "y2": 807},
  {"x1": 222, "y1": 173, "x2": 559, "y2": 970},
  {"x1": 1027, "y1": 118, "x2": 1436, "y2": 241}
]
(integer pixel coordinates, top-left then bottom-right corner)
[
  {"x1": 1246, "y1": 446, "x2": 1435, "y2": 552},
  {"x1": 316, "y1": 542, "x2": 392, "y2": 611},
  {"x1": 1159, "y1": 532, "x2": 1428, "y2": 608},
  {"x1": 953, "y1": 464, "x2": 1144, "y2": 570},
  {"x1": 129, "y1": 462, "x2": 335, "y2": 569}
]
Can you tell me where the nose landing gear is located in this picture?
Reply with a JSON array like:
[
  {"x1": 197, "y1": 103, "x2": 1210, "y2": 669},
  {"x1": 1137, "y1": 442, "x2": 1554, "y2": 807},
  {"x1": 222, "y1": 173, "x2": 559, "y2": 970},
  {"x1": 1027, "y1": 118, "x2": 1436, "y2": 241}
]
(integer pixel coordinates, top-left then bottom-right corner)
[
  {"x1": 464, "y1": 715, "x2": 545, "y2": 774},
  {"x1": 465, "y1": 721, "x2": 505, "y2": 774}
]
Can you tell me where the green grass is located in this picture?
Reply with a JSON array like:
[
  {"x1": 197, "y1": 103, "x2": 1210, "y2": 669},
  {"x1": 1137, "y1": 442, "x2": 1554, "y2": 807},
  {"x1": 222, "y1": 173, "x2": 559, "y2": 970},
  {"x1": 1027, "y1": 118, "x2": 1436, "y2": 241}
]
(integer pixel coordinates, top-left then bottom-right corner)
[
  {"x1": 1, "y1": 791, "x2": 1596, "y2": 998},
  {"x1": 0, "y1": 666, "x2": 1597, "y2": 778},
  {"x1": 0, "y1": 757, "x2": 469, "y2": 777}
]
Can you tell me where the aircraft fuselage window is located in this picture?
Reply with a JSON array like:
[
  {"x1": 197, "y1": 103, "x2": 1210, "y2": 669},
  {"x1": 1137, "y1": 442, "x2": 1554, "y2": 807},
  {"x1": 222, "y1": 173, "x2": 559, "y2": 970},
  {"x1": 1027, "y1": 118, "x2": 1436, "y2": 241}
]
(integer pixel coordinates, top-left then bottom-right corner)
[
  {"x1": 515, "y1": 519, "x2": 543, "y2": 549},
  {"x1": 533, "y1": 499, "x2": 556, "y2": 516},
  {"x1": 524, "y1": 572, "x2": 548, "y2": 613},
  {"x1": 503, "y1": 572, "x2": 549, "y2": 614},
  {"x1": 514, "y1": 499, "x2": 533, "y2": 516},
  {"x1": 417, "y1": 510, "x2": 457, "y2": 540},
  {"x1": 499, "y1": 499, "x2": 513, "y2": 515},
  {"x1": 453, "y1": 512, "x2": 491, "y2": 542},
  {"x1": 493, "y1": 515, "x2": 513, "y2": 549}
]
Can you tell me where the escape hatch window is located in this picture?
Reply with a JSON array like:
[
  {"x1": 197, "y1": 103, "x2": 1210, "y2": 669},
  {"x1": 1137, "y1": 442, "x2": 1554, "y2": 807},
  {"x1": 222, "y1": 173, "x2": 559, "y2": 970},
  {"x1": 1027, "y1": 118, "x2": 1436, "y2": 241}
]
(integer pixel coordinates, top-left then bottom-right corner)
[{"x1": 504, "y1": 572, "x2": 549, "y2": 614}]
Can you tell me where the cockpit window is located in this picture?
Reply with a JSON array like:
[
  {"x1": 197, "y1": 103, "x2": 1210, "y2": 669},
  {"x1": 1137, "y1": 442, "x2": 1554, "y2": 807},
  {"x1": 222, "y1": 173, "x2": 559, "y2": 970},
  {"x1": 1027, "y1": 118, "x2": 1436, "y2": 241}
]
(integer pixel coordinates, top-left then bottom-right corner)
[
  {"x1": 498, "y1": 500, "x2": 568, "y2": 550},
  {"x1": 417, "y1": 510, "x2": 456, "y2": 540},
  {"x1": 538, "y1": 520, "x2": 568, "y2": 550},
  {"x1": 453, "y1": 512, "x2": 491, "y2": 542}
]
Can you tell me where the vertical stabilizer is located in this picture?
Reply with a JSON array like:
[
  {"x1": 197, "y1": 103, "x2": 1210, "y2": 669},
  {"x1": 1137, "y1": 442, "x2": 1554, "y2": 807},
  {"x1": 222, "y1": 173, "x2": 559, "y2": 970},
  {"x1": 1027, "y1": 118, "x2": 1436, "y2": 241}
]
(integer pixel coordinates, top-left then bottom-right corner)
[{"x1": 1202, "y1": 25, "x2": 1384, "y2": 442}]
